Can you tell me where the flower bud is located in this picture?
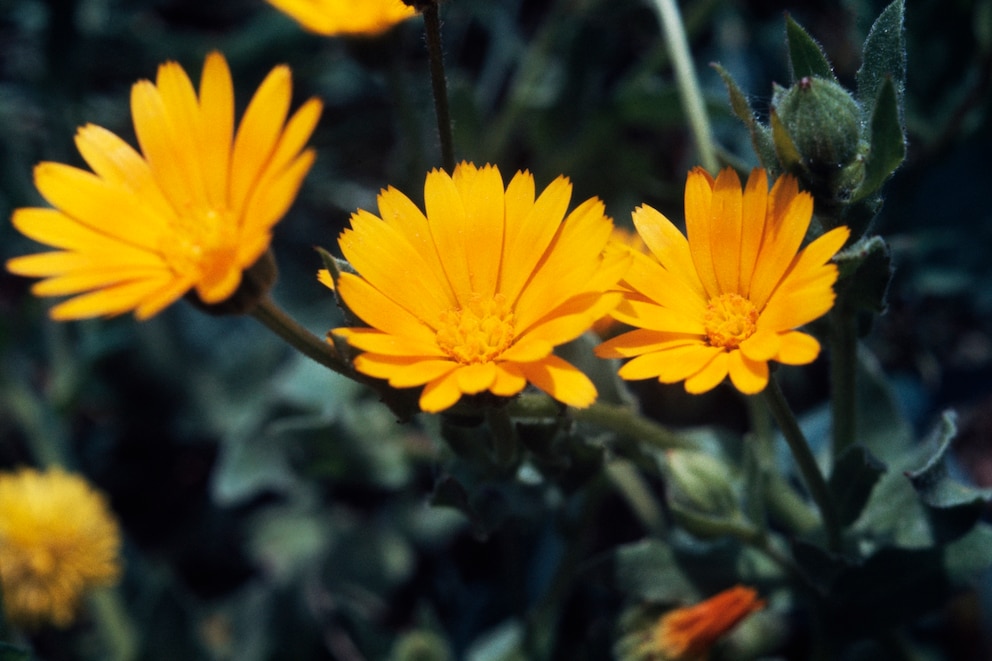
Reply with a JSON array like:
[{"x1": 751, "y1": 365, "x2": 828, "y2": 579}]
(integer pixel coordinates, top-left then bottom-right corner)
[
  {"x1": 664, "y1": 451, "x2": 738, "y2": 518},
  {"x1": 773, "y1": 76, "x2": 863, "y2": 170}
]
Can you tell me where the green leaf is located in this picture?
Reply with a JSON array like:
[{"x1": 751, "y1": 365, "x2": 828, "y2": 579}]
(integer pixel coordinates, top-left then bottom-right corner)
[
  {"x1": 791, "y1": 539, "x2": 851, "y2": 594},
  {"x1": 602, "y1": 539, "x2": 698, "y2": 603},
  {"x1": 854, "y1": 77, "x2": 906, "y2": 201},
  {"x1": 834, "y1": 235, "x2": 894, "y2": 326},
  {"x1": 824, "y1": 545, "x2": 950, "y2": 640},
  {"x1": 907, "y1": 411, "x2": 992, "y2": 543},
  {"x1": 785, "y1": 13, "x2": 836, "y2": 82},
  {"x1": 712, "y1": 63, "x2": 777, "y2": 170},
  {"x1": 856, "y1": 0, "x2": 906, "y2": 113},
  {"x1": 944, "y1": 522, "x2": 992, "y2": 581},
  {"x1": 829, "y1": 445, "x2": 886, "y2": 527}
]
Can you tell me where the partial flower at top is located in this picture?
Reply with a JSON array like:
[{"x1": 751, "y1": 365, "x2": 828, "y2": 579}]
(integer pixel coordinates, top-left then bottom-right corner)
[
  {"x1": 596, "y1": 167, "x2": 849, "y2": 395},
  {"x1": 6, "y1": 51, "x2": 322, "y2": 320},
  {"x1": 326, "y1": 162, "x2": 630, "y2": 413},
  {"x1": 0, "y1": 467, "x2": 122, "y2": 629},
  {"x1": 264, "y1": 0, "x2": 418, "y2": 36}
]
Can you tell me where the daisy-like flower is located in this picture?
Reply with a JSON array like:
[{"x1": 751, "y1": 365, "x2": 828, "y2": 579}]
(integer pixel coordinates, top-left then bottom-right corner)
[
  {"x1": 264, "y1": 0, "x2": 418, "y2": 36},
  {"x1": 326, "y1": 162, "x2": 630, "y2": 413},
  {"x1": 0, "y1": 467, "x2": 122, "y2": 629},
  {"x1": 648, "y1": 586, "x2": 765, "y2": 660},
  {"x1": 596, "y1": 167, "x2": 849, "y2": 395},
  {"x1": 6, "y1": 51, "x2": 322, "y2": 320}
]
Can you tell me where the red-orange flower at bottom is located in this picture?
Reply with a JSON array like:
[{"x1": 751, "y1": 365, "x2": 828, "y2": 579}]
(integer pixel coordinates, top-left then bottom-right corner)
[{"x1": 648, "y1": 586, "x2": 765, "y2": 660}]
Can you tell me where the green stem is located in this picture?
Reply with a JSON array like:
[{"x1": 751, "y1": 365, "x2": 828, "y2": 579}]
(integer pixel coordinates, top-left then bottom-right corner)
[
  {"x1": 829, "y1": 306, "x2": 858, "y2": 457},
  {"x1": 648, "y1": 0, "x2": 718, "y2": 173},
  {"x1": 485, "y1": 407, "x2": 520, "y2": 467},
  {"x1": 250, "y1": 297, "x2": 350, "y2": 377},
  {"x1": 761, "y1": 376, "x2": 842, "y2": 551},
  {"x1": 505, "y1": 394, "x2": 698, "y2": 451},
  {"x1": 422, "y1": 2, "x2": 456, "y2": 172}
]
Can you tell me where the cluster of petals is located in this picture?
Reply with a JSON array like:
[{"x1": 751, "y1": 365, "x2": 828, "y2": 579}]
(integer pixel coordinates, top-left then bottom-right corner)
[
  {"x1": 597, "y1": 167, "x2": 849, "y2": 395},
  {"x1": 0, "y1": 467, "x2": 121, "y2": 629},
  {"x1": 650, "y1": 585, "x2": 765, "y2": 660},
  {"x1": 264, "y1": 0, "x2": 418, "y2": 36},
  {"x1": 6, "y1": 51, "x2": 321, "y2": 320},
  {"x1": 327, "y1": 162, "x2": 630, "y2": 413}
]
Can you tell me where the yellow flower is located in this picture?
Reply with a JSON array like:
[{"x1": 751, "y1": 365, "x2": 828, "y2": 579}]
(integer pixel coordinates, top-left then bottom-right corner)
[
  {"x1": 6, "y1": 51, "x2": 322, "y2": 320},
  {"x1": 596, "y1": 167, "x2": 849, "y2": 395},
  {"x1": 648, "y1": 586, "x2": 765, "y2": 660},
  {"x1": 265, "y1": 0, "x2": 418, "y2": 36},
  {"x1": 327, "y1": 162, "x2": 629, "y2": 413},
  {"x1": 0, "y1": 467, "x2": 122, "y2": 629}
]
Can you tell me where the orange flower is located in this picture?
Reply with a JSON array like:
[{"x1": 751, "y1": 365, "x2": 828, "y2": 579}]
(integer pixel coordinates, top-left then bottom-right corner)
[
  {"x1": 596, "y1": 167, "x2": 849, "y2": 394},
  {"x1": 6, "y1": 52, "x2": 321, "y2": 320},
  {"x1": 264, "y1": 0, "x2": 418, "y2": 36},
  {"x1": 651, "y1": 586, "x2": 765, "y2": 660},
  {"x1": 326, "y1": 162, "x2": 629, "y2": 413}
]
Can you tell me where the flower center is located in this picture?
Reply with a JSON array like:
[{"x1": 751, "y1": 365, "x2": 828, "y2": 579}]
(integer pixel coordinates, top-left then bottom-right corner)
[
  {"x1": 704, "y1": 293, "x2": 759, "y2": 349},
  {"x1": 436, "y1": 293, "x2": 516, "y2": 364},
  {"x1": 159, "y1": 207, "x2": 238, "y2": 280}
]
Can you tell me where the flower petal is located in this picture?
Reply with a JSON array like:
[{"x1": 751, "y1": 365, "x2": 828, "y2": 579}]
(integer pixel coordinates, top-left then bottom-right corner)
[
  {"x1": 517, "y1": 355, "x2": 597, "y2": 408},
  {"x1": 727, "y1": 351, "x2": 769, "y2": 394}
]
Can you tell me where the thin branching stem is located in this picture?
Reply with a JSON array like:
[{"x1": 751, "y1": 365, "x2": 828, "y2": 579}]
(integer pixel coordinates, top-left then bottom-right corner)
[
  {"x1": 649, "y1": 0, "x2": 718, "y2": 173},
  {"x1": 762, "y1": 376, "x2": 842, "y2": 551}
]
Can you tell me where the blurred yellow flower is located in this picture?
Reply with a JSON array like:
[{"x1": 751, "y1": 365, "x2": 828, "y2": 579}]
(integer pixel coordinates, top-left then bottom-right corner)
[
  {"x1": 597, "y1": 167, "x2": 849, "y2": 395},
  {"x1": 327, "y1": 162, "x2": 629, "y2": 413},
  {"x1": 265, "y1": 0, "x2": 418, "y2": 36},
  {"x1": 0, "y1": 467, "x2": 121, "y2": 629},
  {"x1": 649, "y1": 586, "x2": 765, "y2": 660},
  {"x1": 6, "y1": 51, "x2": 322, "y2": 320}
]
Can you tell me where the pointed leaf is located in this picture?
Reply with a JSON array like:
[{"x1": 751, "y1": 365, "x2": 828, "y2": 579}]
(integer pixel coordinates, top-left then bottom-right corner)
[
  {"x1": 854, "y1": 77, "x2": 905, "y2": 201},
  {"x1": 785, "y1": 13, "x2": 836, "y2": 82},
  {"x1": 856, "y1": 0, "x2": 906, "y2": 112},
  {"x1": 829, "y1": 445, "x2": 886, "y2": 526},
  {"x1": 713, "y1": 63, "x2": 778, "y2": 169}
]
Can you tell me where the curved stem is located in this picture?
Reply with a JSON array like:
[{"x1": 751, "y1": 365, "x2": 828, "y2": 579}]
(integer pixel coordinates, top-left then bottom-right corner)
[
  {"x1": 250, "y1": 296, "x2": 349, "y2": 377},
  {"x1": 422, "y1": 2, "x2": 456, "y2": 172},
  {"x1": 761, "y1": 376, "x2": 842, "y2": 551},
  {"x1": 649, "y1": 0, "x2": 718, "y2": 173}
]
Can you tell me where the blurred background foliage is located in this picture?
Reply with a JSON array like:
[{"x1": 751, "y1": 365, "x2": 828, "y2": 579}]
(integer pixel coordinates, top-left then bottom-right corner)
[{"x1": 0, "y1": 0, "x2": 991, "y2": 659}]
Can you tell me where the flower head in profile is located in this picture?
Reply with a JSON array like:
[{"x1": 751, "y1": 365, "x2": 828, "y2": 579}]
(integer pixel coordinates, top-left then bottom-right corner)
[
  {"x1": 596, "y1": 167, "x2": 849, "y2": 394},
  {"x1": 265, "y1": 0, "x2": 418, "y2": 36},
  {"x1": 6, "y1": 51, "x2": 322, "y2": 320},
  {"x1": 648, "y1": 586, "x2": 765, "y2": 660},
  {"x1": 0, "y1": 467, "x2": 122, "y2": 629},
  {"x1": 326, "y1": 162, "x2": 629, "y2": 413}
]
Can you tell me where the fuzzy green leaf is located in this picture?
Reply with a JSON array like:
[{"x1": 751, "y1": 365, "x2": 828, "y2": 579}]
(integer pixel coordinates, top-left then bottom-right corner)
[
  {"x1": 908, "y1": 411, "x2": 992, "y2": 543},
  {"x1": 785, "y1": 14, "x2": 836, "y2": 82},
  {"x1": 834, "y1": 235, "x2": 893, "y2": 321},
  {"x1": 855, "y1": 78, "x2": 905, "y2": 201},
  {"x1": 856, "y1": 0, "x2": 906, "y2": 113},
  {"x1": 712, "y1": 63, "x2": 777, "y2": 170},
  {"x1": 829, "y1": 445, "x2": 886, "y2": 527}
]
